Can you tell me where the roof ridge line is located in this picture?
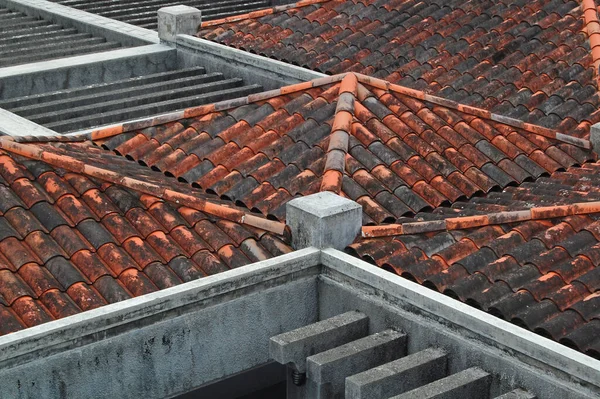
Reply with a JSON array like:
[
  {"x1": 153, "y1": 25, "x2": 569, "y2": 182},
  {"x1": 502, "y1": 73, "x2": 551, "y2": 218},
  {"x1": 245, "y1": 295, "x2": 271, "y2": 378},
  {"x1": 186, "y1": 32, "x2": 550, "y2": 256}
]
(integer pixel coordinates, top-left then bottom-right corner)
[
  {"x1": 353, "y1": 73, "x2": 592, "y2": 150},
  {"x1": 0, "y1": 139, "x2": 287, "y2": 236},
  {"x1": 320, "y1": 73, "x2": 357, "y2": 193},
  {"x1": 582, "y1": 0, "x2": 600, "y2": 88},
  {"x1": 23, "y1": 75, "x2": 350, "y2": 145},
  {"x1": 362, "y1": 202, "x2": 600, "y2": 238},
  {"x1": 199, "y1": 0, "x2": 330, "y2": 28}
]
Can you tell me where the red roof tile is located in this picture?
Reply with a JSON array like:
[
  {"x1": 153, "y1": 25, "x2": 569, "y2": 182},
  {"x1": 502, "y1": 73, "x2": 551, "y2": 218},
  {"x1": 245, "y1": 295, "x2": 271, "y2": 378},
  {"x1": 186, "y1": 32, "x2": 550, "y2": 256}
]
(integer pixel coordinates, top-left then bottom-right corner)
[
  {"x1": 5, "y1": 71, "x2": 600, "y2": 358},
  {"x1": 39, "y1": 73, "x2": 595, "y2": 358},
  {"x1": 90, "y1": 74, "x2": 593, "y2": 224},
  {"x1": 349, "y1": 162, "x2": 600, "y2": 359},
  {"x1": 0, "y1": 142, "x2": 291, "y2": 336},
  {"x1": 198, "y1": 0, "x2": 600, "y2": 139}
]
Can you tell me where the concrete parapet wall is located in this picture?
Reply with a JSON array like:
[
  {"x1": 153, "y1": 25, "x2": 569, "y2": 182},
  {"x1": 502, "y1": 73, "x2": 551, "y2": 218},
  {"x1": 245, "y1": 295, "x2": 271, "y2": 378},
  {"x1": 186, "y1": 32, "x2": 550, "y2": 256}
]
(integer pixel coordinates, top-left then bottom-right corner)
[
  {"x1": 0, "y1": 44, "x2": 175, "y2": 99},
  {"x1": 175, "y1": 34, "x2": 326, "y2": 90},
  {"x1": 0, "y1": 249, "x2": 321, "y2": 398}
]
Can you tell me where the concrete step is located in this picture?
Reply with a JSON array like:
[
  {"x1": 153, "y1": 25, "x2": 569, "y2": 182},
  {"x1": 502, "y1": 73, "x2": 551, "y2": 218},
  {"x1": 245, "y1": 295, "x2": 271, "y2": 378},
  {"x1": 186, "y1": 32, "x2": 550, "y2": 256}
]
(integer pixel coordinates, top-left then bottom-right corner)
[
  {"x1": 345, "y1": 347, "x2": 448, "y2": 399},
  {"x1": 388, "y1": 367, "x2": 491, "y2": 399},
  {"x1": 45, "y1": 83, "x2": 263, "y2": 132},
  {"x1": 270, "y1": 311, "x2": 370, "y2": 374},
  {"x1": 0, "y1": 66, "x2": 206, "y2": 108},
  {"x1": 30, "y1": 76, "x2": 239, "y2": 124},
  {"x1": 12, "y1": 71, "x2": 218, "y2": 117},
  {"x1": 494, "y1": 389, "x2": 537, "y2": 399},
  {"x1": 306, "y1": 329, "x2": 407, "y2": 399}
]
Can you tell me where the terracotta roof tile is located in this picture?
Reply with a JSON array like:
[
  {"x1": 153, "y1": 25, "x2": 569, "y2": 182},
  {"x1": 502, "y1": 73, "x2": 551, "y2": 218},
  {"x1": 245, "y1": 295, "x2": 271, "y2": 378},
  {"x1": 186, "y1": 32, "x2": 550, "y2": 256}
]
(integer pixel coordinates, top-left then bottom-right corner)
[
  {"x1": 6, "y1": 65, "x2": 600, "y2": 359},
  {"x1": 86, "y1": 74, "x2": 591, "y2": 225},
  {"x1": 353, "y1": 162, "x2": 600, "y2": 359},
  {"x1": 0, "y1": 141, "x2": 291, "y2": 337},
  {"x1": 199, "y1": 0, "x2": 600, "y2": 138}
]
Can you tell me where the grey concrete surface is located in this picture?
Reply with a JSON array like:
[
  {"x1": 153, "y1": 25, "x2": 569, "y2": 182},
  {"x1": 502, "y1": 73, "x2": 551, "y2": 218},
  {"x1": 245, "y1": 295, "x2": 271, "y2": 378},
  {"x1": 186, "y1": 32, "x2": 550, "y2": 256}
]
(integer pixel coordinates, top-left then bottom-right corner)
[
  {"x1": 390, "y1": 368, "x2": 491, "y2": 399},
  {"x1": 0, "y1": 107, "x2": 58, "y2": 137},
  {"x1": 3, "y1": 66, "x2": 207, "y2": 111},
  {"x1": 270, "y1": 310, "x2": 369, "y2": 373},
  {"x1": 0, "y1": 44, "x2": 175, "y2": 99},
  {"x1": 158, "y1": 5, "x2": 202, "y2": 43},
  {"x1": 0, "y1": 0, "x2": 158, "y2": 45},
  {"x1": 175, "y1": 34, "x2": 326, "y2": 90},
  {"x1": 287, "y1": 192, "x2": 362, "y2": 250},
  {"x1": 345, "y1": 348, "x2": 448, "y2": 399},
  {"x1": 591, "y1": 123, "x2": 600, "y2": 154},
  {"x1": 306, "y1": 329, "x2": 407, "y2": 399}
]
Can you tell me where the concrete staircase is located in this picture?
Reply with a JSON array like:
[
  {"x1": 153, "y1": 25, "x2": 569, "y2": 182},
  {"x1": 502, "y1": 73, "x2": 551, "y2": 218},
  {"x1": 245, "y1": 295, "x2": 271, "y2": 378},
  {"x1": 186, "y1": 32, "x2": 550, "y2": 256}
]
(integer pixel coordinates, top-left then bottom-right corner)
[
  {"x1": 270, "y1": 311, "x2": 537, "y2": 399},
  {"x1": 0, "y1": 66, "x2": 262, "y2": 133},
  {"x1": 48, "y1": 0, "x2": 272, "y2": 30},
  {"x1": 0, "y1": 6, "x2": 123, "y2": 67}
]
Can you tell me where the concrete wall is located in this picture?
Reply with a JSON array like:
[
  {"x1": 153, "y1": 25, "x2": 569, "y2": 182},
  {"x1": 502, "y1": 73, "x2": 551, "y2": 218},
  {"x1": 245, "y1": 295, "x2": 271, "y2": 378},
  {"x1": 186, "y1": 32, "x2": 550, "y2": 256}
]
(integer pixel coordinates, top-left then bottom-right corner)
[
  {"x1": 0, "y1": 44, "x2": 175, "y2": 99},
  {"x1": 175, "y1": 35, "x2": 326, "y2": 90},
  {"x1": 1, "y1": 278, "x2": 316, "y2": 398},
  {"x1": 0, "y1": 250, "x2": 321, "y2": 399}
]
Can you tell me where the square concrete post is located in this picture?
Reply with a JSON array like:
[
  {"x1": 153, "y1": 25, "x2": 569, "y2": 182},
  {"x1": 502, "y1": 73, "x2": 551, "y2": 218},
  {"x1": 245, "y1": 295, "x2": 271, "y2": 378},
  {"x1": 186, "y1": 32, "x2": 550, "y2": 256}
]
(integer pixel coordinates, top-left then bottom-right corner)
[
  {"x1": 158, "y1": 5, "x2": 202, "y2": 43},
  {"x1": 591, "y1": 123, "x2": 600, "y2": 155},
  {"x1": 286, "y1": 192, "x2": 362, "y2": 250}
]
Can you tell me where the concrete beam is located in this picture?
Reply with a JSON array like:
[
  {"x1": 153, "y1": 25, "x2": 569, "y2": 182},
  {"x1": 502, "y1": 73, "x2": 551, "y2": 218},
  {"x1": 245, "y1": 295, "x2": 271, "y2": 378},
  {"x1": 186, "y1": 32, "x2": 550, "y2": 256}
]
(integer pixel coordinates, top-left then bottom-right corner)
[
  {"x1": 390, "y1": 368, "x2": 491, "y2": 399},
  {"x1": 175, "y1": 34, "x2": 326, "y2": 90},
  {"x1": 306, "y1": 329, "x2": 407, "y2": 399},
  {"x1": 345, "y1": 348, "x2": 448, "y2": 399},
  {"x1": 0, "y1": 248, "x2": 322, "y2": 399},
  {"x1": 0, "y1": 248, "x2": 321, "y2": 368},
  {"x1": 286, "y1": 192, "x2": 362, "y2": 250},
  {"x1": 0, "y1": 0, "x2": 158, "y2": 46},
  {"x1": 158, "y1": 5, "x2": 202, "y2": 43},
  {"x1": 270, "y1": 310, "x2": 369, "y2": 373}
]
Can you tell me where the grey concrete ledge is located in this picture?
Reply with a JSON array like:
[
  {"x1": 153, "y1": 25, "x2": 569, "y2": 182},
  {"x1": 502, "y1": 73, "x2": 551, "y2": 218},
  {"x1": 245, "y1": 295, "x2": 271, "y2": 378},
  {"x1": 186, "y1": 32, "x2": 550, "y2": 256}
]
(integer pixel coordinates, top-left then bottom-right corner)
[
  {"x1": 0, "y1": 44, "x2": 175, "y2": 100},
  {"x1": 0, "y1": 0, "x2": 158, "y2": 46},
  {"x1": 0, "y1": 248, "x2": 321, "y2": 368},
  {"x1": 0, "y1": 108, "x2": 59, "y2": 137},
  {"x1": 0, "y1": 44, "x2": 171, "y2": 79},
  {"x1": 320, "y1": 248, "x2": 600, "y2": 391},
  {"x1": 175, "y1": 34, "x2": 326, "y2": 90}
]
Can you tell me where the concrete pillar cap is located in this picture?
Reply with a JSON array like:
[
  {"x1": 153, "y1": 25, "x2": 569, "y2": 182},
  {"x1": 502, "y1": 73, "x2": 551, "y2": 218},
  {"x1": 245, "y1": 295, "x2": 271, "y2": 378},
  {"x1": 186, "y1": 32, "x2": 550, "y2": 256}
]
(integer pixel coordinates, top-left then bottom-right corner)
[
  {"x1": 157, "y1": 5, "x2": 202, "y2": 43},
  {"x1": 286, "y1": 192, "x2": 362, "y2": 250}
]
